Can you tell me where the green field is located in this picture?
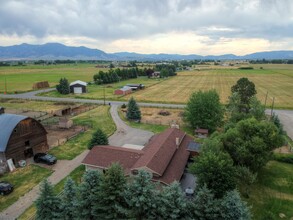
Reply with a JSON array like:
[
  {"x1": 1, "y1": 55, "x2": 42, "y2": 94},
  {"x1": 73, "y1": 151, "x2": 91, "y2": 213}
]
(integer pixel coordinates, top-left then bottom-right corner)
[{"x1": 0, "y1": 64, "x2": 104, "y2": 93}]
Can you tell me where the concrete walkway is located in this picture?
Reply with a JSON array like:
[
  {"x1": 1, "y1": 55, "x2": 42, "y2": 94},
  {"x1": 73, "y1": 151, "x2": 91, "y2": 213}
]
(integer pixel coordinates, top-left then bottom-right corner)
[
  {"x1": 109, "y1": 105, "x2": 154, "y2": 147},
  {"x1": 0, "y1": 150, "x2": 89, "y2": 220}
]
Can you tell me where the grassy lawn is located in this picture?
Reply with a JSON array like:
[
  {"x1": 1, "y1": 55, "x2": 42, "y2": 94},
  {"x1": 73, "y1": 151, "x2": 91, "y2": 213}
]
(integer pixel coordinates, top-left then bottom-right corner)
[
  {"x1": 49, "y1": 105, "x2": 116, "y2": 160},
  {"x1": 0, "y1": 165, "x2": 53, "y2": 212},
  {"x1": 18, "y1": 165, "x2": 85, "y2": 220},
  {"x1": 128, "y1": 66, "x2": 293, "y2": 109},
  {"x1": 240, "y1": 161, "x2": 293, "y2": 219}
]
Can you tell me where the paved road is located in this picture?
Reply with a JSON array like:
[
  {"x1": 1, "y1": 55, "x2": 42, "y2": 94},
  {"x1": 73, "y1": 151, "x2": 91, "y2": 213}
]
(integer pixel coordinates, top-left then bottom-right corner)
[
  {"x1": 0, "y1": 89, "x2": 292, "y2": 139},
  {"x1": 109, "y1": 105, "x2": 154, "y2": 146}
]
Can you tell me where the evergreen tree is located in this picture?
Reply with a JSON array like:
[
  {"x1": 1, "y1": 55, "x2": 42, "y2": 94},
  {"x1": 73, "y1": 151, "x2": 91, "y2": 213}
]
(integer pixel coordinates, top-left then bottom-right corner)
[
  {"x1": 35, "y1": 179, "x2": 61, "y2": 219},
  {"x1": 93, "y1": 163, "x2": 128, "y2": 219},
  {"x1": 219, "y1": 190, "x2": 251, "y2": 220},
  {"x1": 158, "y1": 182, "x2": 188, "y2": 219},
  {"x1": 76, "y1": 170, "x2": 102, "y2": 219},
  {"x1": 126, "y1": 97, "x2": 141, "y2": 121},
  {"x1": 60, "y1": 178, "x2": 77, "y2": 219},
  {"x1": 125, "y1": 170, "x2": 158, "y2": 219},
  {"x1": 190, "y1": 185, "x2": 220, "y2": 219},
  {"x1": 88, "y1": 128, "x2": 108, "y2": 149},
  {"x1": 56, "y1": 78, "x2": 70, "y2": 94}
]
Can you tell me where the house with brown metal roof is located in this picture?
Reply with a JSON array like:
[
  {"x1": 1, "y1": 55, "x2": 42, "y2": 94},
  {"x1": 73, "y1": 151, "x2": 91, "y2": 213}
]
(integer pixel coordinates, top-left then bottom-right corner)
[{"x1": 82, "y1": 128, "x2": 193, "y2": 185}]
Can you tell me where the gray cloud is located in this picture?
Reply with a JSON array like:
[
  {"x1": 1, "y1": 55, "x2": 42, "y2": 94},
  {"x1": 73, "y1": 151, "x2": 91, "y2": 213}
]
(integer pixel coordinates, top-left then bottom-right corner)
[{"x1": 0, "y1": 0, "x2": 292, "y2": 43}]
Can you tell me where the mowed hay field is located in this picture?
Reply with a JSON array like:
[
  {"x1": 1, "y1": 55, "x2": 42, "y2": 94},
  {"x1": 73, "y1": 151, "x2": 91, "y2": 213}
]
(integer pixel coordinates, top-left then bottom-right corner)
[
  {"x1": 126, "y1": 65, "x2": 293, "y2": 109},
  {"x1": 0, "y1": 64, "x2": 106, "y2": 93}
]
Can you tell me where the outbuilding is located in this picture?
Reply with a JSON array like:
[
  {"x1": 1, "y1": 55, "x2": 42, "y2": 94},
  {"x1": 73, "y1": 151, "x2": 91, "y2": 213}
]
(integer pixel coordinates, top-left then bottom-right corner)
[
  {"x1": 0, "y1": 112, "x2": 48, "y2": 170},
  {"x1": 69, "y1": 80, "x2": 87, "y2": 94},
  {"x1": 114, "y1": 86, "x2": 132, "y2": 95}
]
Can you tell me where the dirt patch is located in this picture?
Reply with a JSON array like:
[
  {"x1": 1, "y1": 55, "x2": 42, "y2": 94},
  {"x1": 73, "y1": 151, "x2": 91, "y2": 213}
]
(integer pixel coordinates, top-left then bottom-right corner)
[
  {"x1": 274, "y1": 146, "x2": 292, "y2": 154},
  {"x1": 45, "y1": 125, "x2": 86, "y2": 148},
  {"x1": 140, "y1": 107, "x2": 184, "y2": 126}
]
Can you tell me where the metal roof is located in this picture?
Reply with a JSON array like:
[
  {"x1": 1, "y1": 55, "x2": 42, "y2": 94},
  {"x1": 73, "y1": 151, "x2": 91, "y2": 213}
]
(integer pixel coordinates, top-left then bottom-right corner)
[
  {"x1": 69, "y1": 80, "x2": 87, "y2": 86},
  {"x1": 0, "y1": 114, "x2": 28, "y2": 152},
  {"x1": 187, "y1": 141, "x2": 201, "y2": 152}
]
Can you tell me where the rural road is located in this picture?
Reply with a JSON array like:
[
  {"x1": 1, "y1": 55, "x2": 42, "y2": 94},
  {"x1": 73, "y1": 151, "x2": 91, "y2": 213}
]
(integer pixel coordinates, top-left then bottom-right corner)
[{"x1": 0, "y1": 89, "x2": 292, "y2": 139}]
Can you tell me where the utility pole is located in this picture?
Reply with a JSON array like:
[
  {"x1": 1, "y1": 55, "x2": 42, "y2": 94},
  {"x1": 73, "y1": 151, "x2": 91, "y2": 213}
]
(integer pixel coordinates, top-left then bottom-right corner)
[
  {"x1": 264, "y1": 91, "x2": 268, "y2": 109},
  {"x1": 4, "y1": 73, "x2": 7, "y2": 94},
  {"x1": 270, "y1": 97, "x2": 275, "y2": 117},
  {"x1": 103, "y1": 84, "x2": 106, "y2": 105}
]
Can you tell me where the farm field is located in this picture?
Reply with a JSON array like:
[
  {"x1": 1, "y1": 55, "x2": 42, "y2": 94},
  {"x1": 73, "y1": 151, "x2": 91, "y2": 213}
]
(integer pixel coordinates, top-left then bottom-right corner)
[
  {"x1": 126, "y1": 65, "x2": 293, "y2": 109},
  {"x1": 40, "y1": 76, "x2": 164, "y2": 100},
  {"x1": 0, "y1": 63, "x2": 106, "y2": 93}
]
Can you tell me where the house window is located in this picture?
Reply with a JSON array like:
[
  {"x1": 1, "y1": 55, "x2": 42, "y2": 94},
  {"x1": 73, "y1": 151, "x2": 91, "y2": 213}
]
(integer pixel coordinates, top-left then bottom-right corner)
[
  {"x1": 14, "y1": 129, "x2": 17, "y2": 132},
  {"x1": 25, "y1": 140, "x2": 30, "y2": 147}
]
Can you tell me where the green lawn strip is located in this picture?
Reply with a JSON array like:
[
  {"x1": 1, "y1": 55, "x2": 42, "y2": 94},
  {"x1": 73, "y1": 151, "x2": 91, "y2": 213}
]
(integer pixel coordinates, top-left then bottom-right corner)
[
  {"x1": 18, "y1": 165, "x2": 85, "y2": 220},
  {"x1": 0, "y1": 165, "x2": 53, "y2": 212},
  {"x1": 49, "y1": 105, "x2": 116, "y2": 160},
  {"x1": 240, "y1": 161, "x2": 293, "y2": 219}
]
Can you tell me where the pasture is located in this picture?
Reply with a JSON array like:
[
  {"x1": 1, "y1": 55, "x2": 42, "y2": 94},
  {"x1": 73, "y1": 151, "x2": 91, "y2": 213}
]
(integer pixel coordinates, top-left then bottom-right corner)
[
  {"x1": 126, "y1": 65, "x2": 293, "y2": 109},
  {"x1": 0, "y1": 63, "x2": 104, "y2": 93}
]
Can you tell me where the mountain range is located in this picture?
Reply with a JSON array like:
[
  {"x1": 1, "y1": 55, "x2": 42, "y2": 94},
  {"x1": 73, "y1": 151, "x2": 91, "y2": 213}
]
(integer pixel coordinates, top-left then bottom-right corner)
[{"x1": 0, "y1": 43, "x2": 293, "y2": 61}]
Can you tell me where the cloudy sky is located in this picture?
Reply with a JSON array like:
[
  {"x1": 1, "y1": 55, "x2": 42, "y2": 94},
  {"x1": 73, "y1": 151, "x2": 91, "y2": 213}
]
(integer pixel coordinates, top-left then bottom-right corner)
[{"x1": 0, "y1": 0, "x2": 292, "y2": 55}]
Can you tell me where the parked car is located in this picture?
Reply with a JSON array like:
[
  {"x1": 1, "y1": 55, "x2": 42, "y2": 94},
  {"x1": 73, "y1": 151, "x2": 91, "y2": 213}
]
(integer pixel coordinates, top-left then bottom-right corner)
[
  {"x1": 34, "y1": 153, "x2": 57, "y2": 165},
  {"x1": 0, "y1": 181, "x2": 13, "y2": 195}
]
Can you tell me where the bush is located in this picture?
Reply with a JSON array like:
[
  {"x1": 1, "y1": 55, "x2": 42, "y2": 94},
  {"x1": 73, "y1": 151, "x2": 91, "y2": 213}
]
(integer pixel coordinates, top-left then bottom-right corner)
[
  {"x1": 238, "y1": 66, "x2": 254, "y2": 70},
  {"x1": 273, "y1": 153, "x2": 293, "y2": 164},
  {"x1": 121, "y1": 104, "x2": 127, "y2": 109}
]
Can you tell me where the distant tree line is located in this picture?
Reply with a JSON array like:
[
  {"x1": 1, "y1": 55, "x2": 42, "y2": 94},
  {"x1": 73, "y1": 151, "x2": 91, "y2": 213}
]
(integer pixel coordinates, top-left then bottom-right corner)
[
  {"x1": 93, "y1": 68, "x2": 140, "y2": 84},
  {"x1": 36, "y1": 164, "x2": 251, "y2": 220},
  {"x1": 249, "y1": 59, "x2": 293, "y2": 64}
]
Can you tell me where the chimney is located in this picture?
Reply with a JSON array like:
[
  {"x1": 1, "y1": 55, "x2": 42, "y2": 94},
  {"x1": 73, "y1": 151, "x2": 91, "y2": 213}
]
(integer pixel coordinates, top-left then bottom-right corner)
[
  {"x1": 0, "y1": 107, "x2": 5, "y2": 114},
  {"x1": 176, "y1": 137, "x2": 180, "y2": 148}
]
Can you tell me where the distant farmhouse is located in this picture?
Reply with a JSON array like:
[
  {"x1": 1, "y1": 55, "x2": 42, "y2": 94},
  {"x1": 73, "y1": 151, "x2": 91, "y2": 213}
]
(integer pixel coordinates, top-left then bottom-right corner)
[
  {"x1": 82, "y1": 128, "x2": 195, "y2": 185},
  {"x1": 0, "y1": 109, "x2": 48, "y2": 171},
  {"x1": 114, "y1": 86, "x2": 132, "y2": 96},
  {"x1": 70, "y1": 80, "x2": 87, "y2": 94}
]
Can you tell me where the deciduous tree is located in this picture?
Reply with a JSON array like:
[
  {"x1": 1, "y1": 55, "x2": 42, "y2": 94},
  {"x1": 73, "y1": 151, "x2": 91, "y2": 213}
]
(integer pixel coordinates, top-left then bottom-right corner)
[{"x1": 184, "y1": 90, "x2": 223, "y2": 132}]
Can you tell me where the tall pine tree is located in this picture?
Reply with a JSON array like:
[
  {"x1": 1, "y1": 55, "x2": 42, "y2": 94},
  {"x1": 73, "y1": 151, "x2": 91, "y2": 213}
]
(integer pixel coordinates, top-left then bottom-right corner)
[
  {"x1": 35, "y1": 179, "x2": 61, "y2": 219},
  {"x1": 76, "y1": 170, "x2": 102, "y2": 219},
  {"x1": 56, "y1": 78, "x2": 70, "y2": 94},
  {"x1": 60, "y1": 178, "x2": 77, "y2": 219},
  {"x1": 93, "y1": 163, "x2": 128, "y2": 219},
  {"x1": 88, "y1": 128, "x2": 108, "y2": 149},
  {"x1": 126, "y1": 97, "x2": 141, "y2": 121},
  {"x1": 125, "y1": 170, "x2": 158, "y2": 219}
]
